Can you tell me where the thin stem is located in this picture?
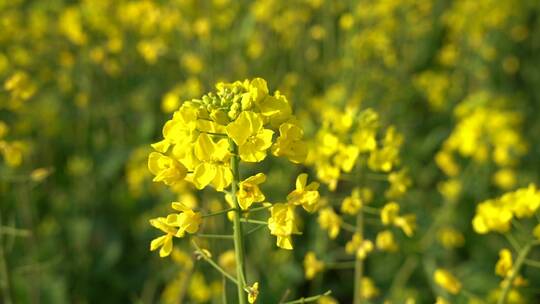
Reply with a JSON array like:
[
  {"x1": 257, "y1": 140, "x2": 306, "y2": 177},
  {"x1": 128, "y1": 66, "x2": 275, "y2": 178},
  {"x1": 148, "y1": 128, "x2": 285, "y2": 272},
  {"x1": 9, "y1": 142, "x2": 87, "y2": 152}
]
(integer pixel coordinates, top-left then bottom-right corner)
[
  {"x1": 340, "y1": 221, "x2": 357, "y2": 233},
  {"x1": 245, "y1": 205, "x2": 272, "y2": 213},
  {"x1": 201, "y1": 208, "x2": 235, "y2": 218},
  {"x1": 524, "y1": 259, "x2": 540, "y2": 268},
  {"x1": 353, "y1": 211, "x2": 364, "y2": 304},
  {"x1": 229, "y1": 139, "x2": 247, "y2": 304},
  {"x1": 244, "y1": 224, "x2": 266, "y2": 236},
  {"x1": 497, "y1": 242, "x2": 533, "y2": 304},
  {"x1": 240, "y1": 218, "x2": 268, "y2": 225},
  {"x1": 503, "y1": 233, "x2": 521, "y2": 251},
  {"x1": 361, "y1": 206, "x2": 380, "y2": 215},
  {"x1": 194, "y1": 233, "x2": 234, "y2": 239},
  {"x1": 282, "y1": 290, "x2": 332, "y2": 304},
  {"x1": 191, "y1": 241, "x2": 238, "y2": 285},
  {"x1": 0, "y1": 216, "x2": 13, "y2": 304},
  {"x1": 222, "y1": 276, "x2": 228, "y2": 304}
]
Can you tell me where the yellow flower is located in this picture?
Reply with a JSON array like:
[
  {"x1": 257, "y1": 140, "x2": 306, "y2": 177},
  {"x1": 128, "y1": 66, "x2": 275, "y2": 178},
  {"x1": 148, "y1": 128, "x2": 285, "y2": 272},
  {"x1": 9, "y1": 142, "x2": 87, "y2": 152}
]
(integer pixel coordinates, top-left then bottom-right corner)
[
  {"x1": 437, "y1": 179, "x2": 462, "y2": 201},
  {"x1": 376, "y1": 230, "x2": 398, "y2": 252},
  {"x1": 304, "y1": 251, "x2": 324, "y2": 280},
  {"x1": 472, "y1": 199, "x2": 513, "y2": 234},
  {"x1": 433, "y1": 268, "x2": 461, "y2": 295},
  {"x1": 268, "y1": 203, "x2": 299, "y2": 250},
  {"x1": 237, "y1": 173, "x2": 266, "y2": 210},
  {"x1": 346, "y1": 233, "x2": 374, "y2": 260},
  {"x1": 168, "y1": 204, "x2": 202, "y2": 237},
  {"x1": 149, "y1": 217, "x2": 177, "y2": 258},
  {"x1": 381, "y1": 202, "x2": 400, "y2": 225},
  {"x1": 192, "y1": 133, "x2": 232, "y2": 191},
  {"x1": 272, "y1": 122, "x2": 307, "y2": 163},
  {"x1": 360, "y1": 277, "x2": 379, "y2": 300},
  {"x1": 318, "y1": 207, "x2": 341, "y2": 239},
  {"x1": 341, "y1": 188, "x2": 363, "y2": 215},
  {"x1": 153, "y1": 104, "x2": 199, "y2": 154},
  {"x1": 386, "y1": 169, "x2": 411, "y2": 199},
  {"x1": 333, "y1": 144, "x2": 359, "y2": 173},
  {"x1": 435, "y1": 150, "x2": 460, "y2": 177},
  {"x1": 246, "y1": 282, "x2": 259, "y2": 303},
  {"x1": 226, "y1": 111, "x2": 274, "y2": 162},
  {"x1": 148, "y1": 152, "x2": 187, "y2": 185},
  {"x1": 287, "y1": 173, "x2": 320, "y2": 212},
  {"x1": 395, "y1": 214, "x2": 416, "y2": 237},
  {"x1": 495, "y1": 248, "x2": 513, "y2": 278},
  {"x1": 437, "y1": 227, "x2": 465, "y2": 249}
]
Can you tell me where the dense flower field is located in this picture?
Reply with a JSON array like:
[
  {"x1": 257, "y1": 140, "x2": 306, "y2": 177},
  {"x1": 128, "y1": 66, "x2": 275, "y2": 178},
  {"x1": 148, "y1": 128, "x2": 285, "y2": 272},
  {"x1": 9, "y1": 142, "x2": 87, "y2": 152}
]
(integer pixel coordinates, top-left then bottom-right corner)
[{"x1": 1, "y1": 0, "x2": 540, "y2": 303}]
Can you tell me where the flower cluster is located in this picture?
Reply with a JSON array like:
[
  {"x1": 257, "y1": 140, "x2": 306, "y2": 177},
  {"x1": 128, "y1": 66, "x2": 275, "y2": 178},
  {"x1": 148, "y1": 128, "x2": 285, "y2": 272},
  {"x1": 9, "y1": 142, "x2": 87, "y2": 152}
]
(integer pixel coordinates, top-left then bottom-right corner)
[{"x1": 473, "y1": 184, "x2": 540, "y2": 234}]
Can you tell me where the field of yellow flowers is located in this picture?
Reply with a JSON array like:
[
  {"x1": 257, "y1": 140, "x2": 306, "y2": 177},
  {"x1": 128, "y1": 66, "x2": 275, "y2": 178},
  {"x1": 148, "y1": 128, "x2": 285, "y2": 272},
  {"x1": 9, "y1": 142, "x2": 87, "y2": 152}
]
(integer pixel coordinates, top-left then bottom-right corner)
[{"x1": 2, "y1": 0, "x2": 540, "y2": 303}]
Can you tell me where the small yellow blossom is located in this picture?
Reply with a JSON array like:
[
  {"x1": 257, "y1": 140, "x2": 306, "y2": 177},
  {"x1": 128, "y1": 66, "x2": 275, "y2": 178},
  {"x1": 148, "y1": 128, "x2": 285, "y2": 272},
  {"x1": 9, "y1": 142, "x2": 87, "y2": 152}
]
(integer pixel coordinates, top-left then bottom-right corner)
[
  {"x1": 268, "y1": 203, "x2": 299, "y2": 249},
  {"x1": 272, "y1": 122, "x2": 307, "y2": 163},
  {"x1": 148, "y1": 152, "x2": 187, "y2": 185},
  {"x1": 346, "y1": 233, "x2": 374, "y2": 259},
  {"x1": 287, "y1": 173, "x2": 320, "y2": 212},
  {"x1": 247, "y1": 282, "x2": 259, "y2": 303},
  {"x1": 341, "y1": 188, "x2": 363, "y2": 215},
  {"x1": 318, "y1": 208, "x2": 341, "y2": 239},
  {"x1": 434, "y1": 268, "x2": 461, "y2": 295},
  {"x1": 376, "y1": 230, "x2": 398, "y2": 252},
  {"x1": 495, "y1": 248, "x2": 513, "y2": 278},
  {"x1": 360, "y1": 277, "x2": 379, "y2": 300},
  {"x1": 237, "y1": 173, "x2": 266, "y2": 210},
  {"x1": 226, "y1": 111, "x2": 274, "y2": 162},
  {"x1": 304, "y1": 251, "x2": 325, "y2": 280}
]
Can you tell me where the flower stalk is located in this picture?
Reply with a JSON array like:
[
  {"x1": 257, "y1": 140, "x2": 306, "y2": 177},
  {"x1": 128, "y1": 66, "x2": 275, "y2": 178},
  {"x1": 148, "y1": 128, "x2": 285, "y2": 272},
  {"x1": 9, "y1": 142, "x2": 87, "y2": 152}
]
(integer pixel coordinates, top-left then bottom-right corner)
[
  {"x1": 229, "y1": 139, "x2": 248, "y2": 304},
  {"x1": 353, "y1": 210, "x2": 364, "y2": 304},
  {"x1": 497, "y1": 242, "x2": 532, "y2": 304}
]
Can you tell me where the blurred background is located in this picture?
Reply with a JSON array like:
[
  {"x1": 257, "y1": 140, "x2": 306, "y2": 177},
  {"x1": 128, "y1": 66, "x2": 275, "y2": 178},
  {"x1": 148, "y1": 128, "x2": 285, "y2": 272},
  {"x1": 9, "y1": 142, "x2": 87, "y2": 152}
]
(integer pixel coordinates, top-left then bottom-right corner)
[{"x1": 1, "y1": 0, "x2": 540, "y2": 303}]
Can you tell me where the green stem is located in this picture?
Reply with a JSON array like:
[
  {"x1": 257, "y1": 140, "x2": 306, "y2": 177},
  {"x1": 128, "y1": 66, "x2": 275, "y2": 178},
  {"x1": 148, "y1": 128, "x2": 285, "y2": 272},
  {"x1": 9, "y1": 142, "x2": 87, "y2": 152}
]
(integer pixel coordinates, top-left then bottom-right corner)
[
  {"x1": 240, "y1": 218, "x2": 267, "y2": 225},
  {"x1": 0, "y1": 216, "x2": 12, "y2": 304},
  {"x1": 194, "y1": 233, "x2": 233, "y2": 239},
  {"x1": 201, "y1": 208, "x2": 235, "y2": 218},
  {"x1": 340, "y1": 221, "x2": 357, "y2": 233},
  {"x1": 244, "y1": 224, "x2": 266, "y2": 236},
  {"x1": 192, "y1": 241, "x2": 238, "y2": 285},
  {"x1": 353, "y1": 211, "x2": 364, "y2": 304},
  {"x1": 362, "y1": 206, "x2": 380, "y2": 215},
  {"x1": 524, "y1": 259, "x2": 540, "y2": 268},
  {"x1": 497, "y1": 242, "x2": 533, "y2": 304},
  {"x1": 229, "y1": 139, "x2": 247, "y2": 304},
  {"x1": 282, "y1": 290, "x2": 332, "y2": 304}
]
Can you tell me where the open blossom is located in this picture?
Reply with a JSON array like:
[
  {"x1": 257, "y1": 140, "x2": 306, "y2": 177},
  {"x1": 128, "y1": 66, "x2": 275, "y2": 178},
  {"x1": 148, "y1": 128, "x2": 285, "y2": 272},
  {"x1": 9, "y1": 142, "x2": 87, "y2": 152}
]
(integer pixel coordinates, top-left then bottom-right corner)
[
  {"x1": 148, "y1": 152, "x2": 187, "y2": 185},
  {"x1": 304, "y1": 251, "x2": 325, "y2": 280},
  {"x1": 149, "y1": 217, "x2": 176, "y2": 257},
  {"x1": 318, "y1": 207, "x2": 341, "y2": 239},
  {"x1": 272, "y1": 122, "x2": 307, "y2": 163},
  {"x1": 434, "y1": 269, "x2": 462, "y2": 295},
  {"x1": 341, "y1": 188, "x2": 363, "y2": 215},
  {"x1": 287, "y1": 173, "x2": 320, "y2": 212},
  {"x1": 149, "y1": 202, "x2": 202, "y2": 258},
  {"x1": 226, "y1": 111, "x2": 274, "y2": 162},
  {"x1": 237, "y1": 173, "x2": 266, "y2": 210},
  {"x1": 268, "y1": 203, "x2": 299, "y2": 250},
  {"x1": 191, "y1": 133, "x2": 232, "y2": 191},
  {"x1": 346, "y1": 233, "x2": 374, "y2": 260}
]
